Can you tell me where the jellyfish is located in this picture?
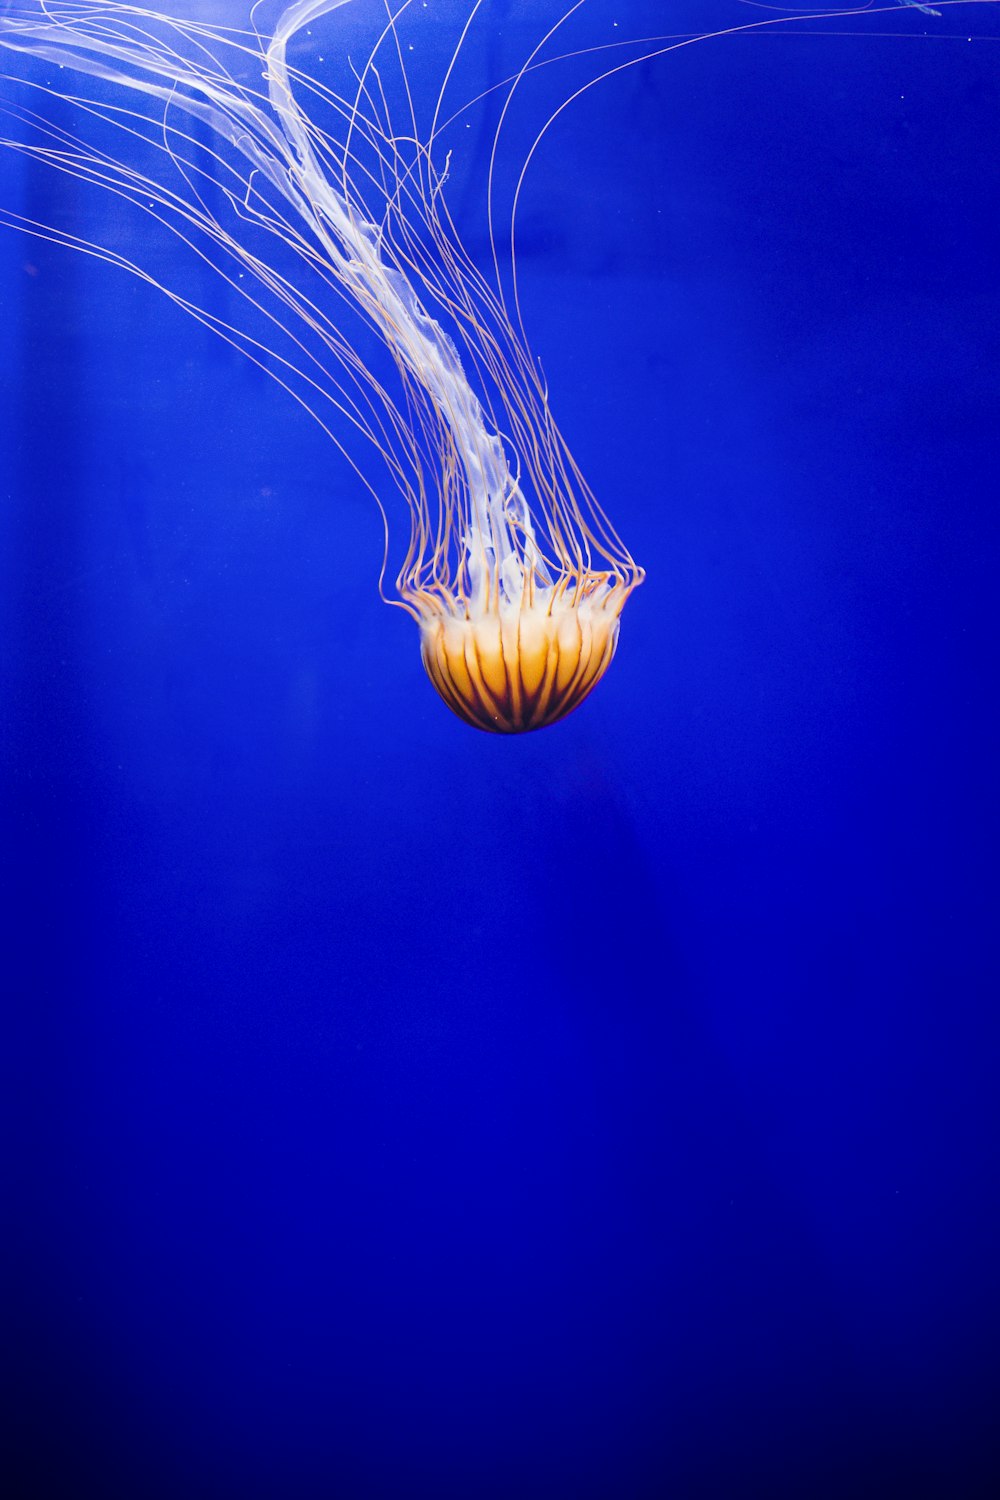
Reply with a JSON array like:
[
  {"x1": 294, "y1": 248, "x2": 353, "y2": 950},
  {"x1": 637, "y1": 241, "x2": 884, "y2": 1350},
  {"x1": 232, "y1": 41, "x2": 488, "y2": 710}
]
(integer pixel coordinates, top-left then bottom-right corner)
[{"x1": 0, "y1": 0, "x2": 644, "y2": 732}]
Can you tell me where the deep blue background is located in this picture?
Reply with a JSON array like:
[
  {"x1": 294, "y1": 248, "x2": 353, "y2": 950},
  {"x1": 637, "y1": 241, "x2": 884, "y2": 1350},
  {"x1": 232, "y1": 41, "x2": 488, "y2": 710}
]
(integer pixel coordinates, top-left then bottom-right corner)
[{"x1": 2, "y1": 3, "x2": 998, "y2": 1496}]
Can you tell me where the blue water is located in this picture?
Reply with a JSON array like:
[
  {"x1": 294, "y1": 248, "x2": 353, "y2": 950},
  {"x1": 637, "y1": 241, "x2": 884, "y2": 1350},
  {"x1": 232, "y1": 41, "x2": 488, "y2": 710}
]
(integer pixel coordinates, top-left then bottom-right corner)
[{"x1": 2, "y1": 3, "x2": 998, "y2": 1495}]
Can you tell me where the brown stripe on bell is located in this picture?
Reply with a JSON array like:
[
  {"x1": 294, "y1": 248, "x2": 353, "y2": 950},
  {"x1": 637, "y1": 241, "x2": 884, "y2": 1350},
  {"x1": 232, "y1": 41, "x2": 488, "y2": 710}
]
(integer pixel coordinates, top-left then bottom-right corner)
[{"x1": 420, "y1": 598, "x2": 624, "y2": 733}]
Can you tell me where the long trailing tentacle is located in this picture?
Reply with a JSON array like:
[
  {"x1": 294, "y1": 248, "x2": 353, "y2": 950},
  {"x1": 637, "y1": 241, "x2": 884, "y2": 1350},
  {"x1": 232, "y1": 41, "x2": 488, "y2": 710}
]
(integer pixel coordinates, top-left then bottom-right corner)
[{"x1": 0, "y1": 0, "x2": 646, "y2": 621}]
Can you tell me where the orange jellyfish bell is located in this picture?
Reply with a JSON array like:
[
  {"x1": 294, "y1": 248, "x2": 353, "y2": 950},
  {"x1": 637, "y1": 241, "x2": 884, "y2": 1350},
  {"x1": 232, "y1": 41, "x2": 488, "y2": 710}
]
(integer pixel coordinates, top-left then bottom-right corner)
[
  {"x1": 419, "y1": 586, "x2": 631, "y2": 734},
  {"x1": 390, "y1": 296, "x2": 642, "y2": 734},
  {"x1": 398, "y1": 438, "x2": 641, "y2": 732}
]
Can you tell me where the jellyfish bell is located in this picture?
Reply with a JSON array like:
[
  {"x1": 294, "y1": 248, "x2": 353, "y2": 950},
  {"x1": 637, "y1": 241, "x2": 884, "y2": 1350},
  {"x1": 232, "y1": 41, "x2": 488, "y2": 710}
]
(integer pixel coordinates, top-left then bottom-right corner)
[
  {"x1": 398, "y1": 380, "x2": 639, "y2": 730},
  {"x1": 406, "y1": 467, "x2": 638, "y2": 731},
  {"x1": 405, "y1": 457, "x2": 639, "y2": 732},
  {"x1": 418, "y1": 588, "x2": 626, "y2": 734}
]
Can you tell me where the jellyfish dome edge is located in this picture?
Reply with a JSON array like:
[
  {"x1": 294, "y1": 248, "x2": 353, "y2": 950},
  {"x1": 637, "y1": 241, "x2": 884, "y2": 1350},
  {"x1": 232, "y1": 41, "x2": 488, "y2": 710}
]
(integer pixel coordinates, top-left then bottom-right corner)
[{"x1": 418, "y1": 581, "x2": 632, "y2": 735}]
